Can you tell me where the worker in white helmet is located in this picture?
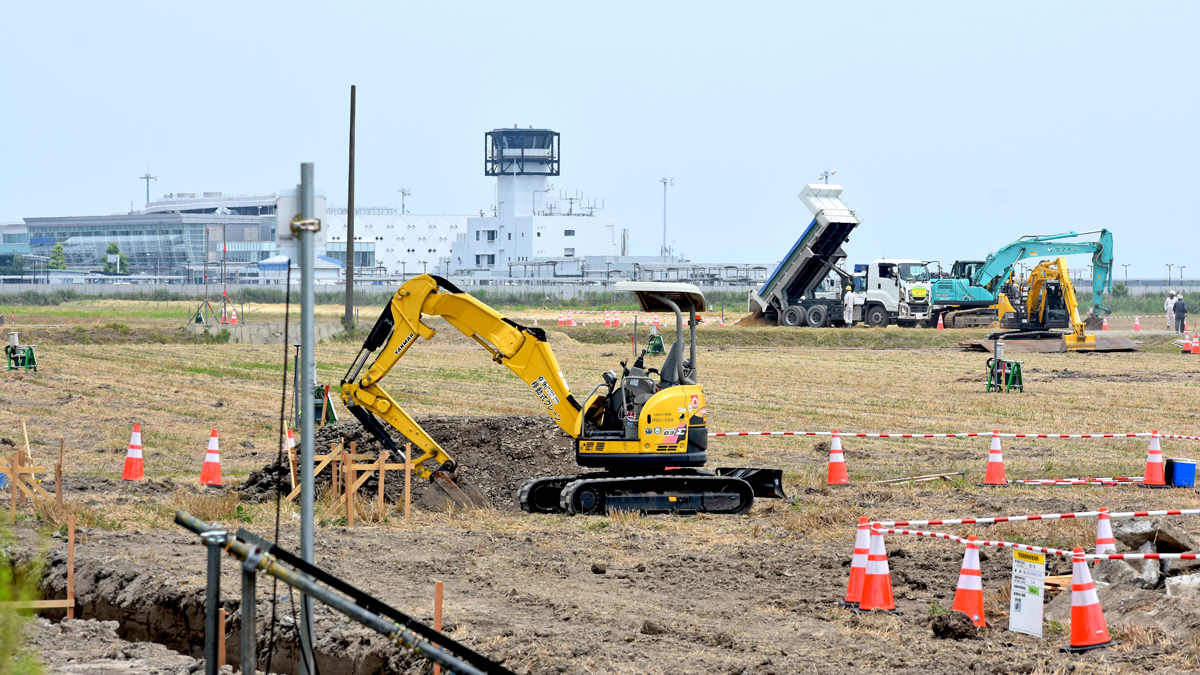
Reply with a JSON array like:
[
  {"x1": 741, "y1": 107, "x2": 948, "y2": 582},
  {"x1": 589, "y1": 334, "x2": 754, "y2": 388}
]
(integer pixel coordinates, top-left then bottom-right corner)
[
  {"x1": 843, "y1": 285, "x2": 855, "y2": 327},
  {"x1": 1165, "y1": 291, "x2": 1177, "y2": 330}
]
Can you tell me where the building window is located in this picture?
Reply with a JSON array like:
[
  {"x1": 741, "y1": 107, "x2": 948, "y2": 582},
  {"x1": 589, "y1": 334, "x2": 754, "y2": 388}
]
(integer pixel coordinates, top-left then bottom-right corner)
[
  {"x1": 475, "y1": 254, "x2": 496, "y2": 266},
  {"x1": 507, "y1": 233, "x2": 511, "y2": 240},
  {"x1": 486, "y1": 230, "x2": 497, "y2": 241},
  {"x1": 564, "y1": 229, "x2": 575, "y2": 236},
  {"x1": 475, "y1": 231, "x2": 480, "y2": 241},
  {"x1": 536, "y1": 232, "x2": 541, "y2": 237},
  {"x1": 564, "y1": 248, "x2": 575, "y2": 257}
]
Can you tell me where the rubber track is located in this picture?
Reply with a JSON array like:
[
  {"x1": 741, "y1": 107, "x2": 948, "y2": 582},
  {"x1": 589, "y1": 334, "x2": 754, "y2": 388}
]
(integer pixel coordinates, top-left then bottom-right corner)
[
  {"x1": 518, "y1": 475, "x2": 579, "y2": 513},
  {"x1": 557, "y1": 474, "x2": 754, "y2": 516}
]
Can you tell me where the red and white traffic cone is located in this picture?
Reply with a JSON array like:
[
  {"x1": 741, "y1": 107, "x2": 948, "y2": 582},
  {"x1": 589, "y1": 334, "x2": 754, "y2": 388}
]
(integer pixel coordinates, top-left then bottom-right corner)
[
  {"x1": 952, "y1": 535, "x2": 986, "y2": 627},
  {"x1": 1192, "y1": 333, "x2": 1199, "y2": 355},
  {"x1": 857, "y1": 525, "x2": 899, "y2": 613},
  {"x1": 842, "y1": 517, "x2": 871, "y2": 607},
  {"x1": 936, "y1": 313, "x2": 945, "y2": 330},
  {"x1": 1133, "y1": 316, "x2": 1141, "y2": 331},
  {"x1": 983, "y1": 430, "x2": 1007, "y2": 486},
  {"x1": 1062, "y1": 547, "x2": 1112, "y2": 652},
  {"x1": 121, "y1": 424, "x2": 145, "y2": 481},
  {"x1": 1094, "y1": 508, "x2": 1115, "y2": 566},
  {"x1": 557, "y1": 312, "x2": 564, "y2": 327},
  {"x1": 827, "y1": 430, "x2": 850, "y2": 485},
  {"x1": 287, "y1": 428, "x2": 296, "y2": 452},
  {"x1": 614, "y1": 313, "x2": 621, "y2": 328},
  {"x1": 1101, "y1": 316, "x2": 1108, "y2": 331},
  {"x1": 653, "y1": 313, "x2": 660, "y2": 330},
  {"x1": 1140, "y1": 430, "x2": 1166, "y2": 488},
  {"x1": 200, "y1": 430, "x2": 222, "y2": 486},
  {"x1": 604, "y1": 312, "x2": 612, "y2": 328},
  {"x1": 230, "y1": 306, "x2": 239, "y2": 325}
]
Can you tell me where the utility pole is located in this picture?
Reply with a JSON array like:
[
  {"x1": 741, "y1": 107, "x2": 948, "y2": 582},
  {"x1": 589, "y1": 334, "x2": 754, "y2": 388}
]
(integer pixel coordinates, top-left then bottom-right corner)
[
  {"x1": 138, "y1": 172, "x2": 157, "y2": 207},
  {"x1": 298, "y1": 163, "x2": 317, "y2": 675},
  {"x1": 1167, "y1": 264, "x2": 1174, "y2": 288},
  {"x1": 398, "y1": 187, "x2": 411, "y2": 215},
  {"x1": 659, "y1": 176, "x2": 673, "y2": 261},
  {"x1": 345, "y1": 85, "x2": 356, "y2": 331},
  {"x1": 1122, "y1": 263, "x2": 1130, "y2": 280}
]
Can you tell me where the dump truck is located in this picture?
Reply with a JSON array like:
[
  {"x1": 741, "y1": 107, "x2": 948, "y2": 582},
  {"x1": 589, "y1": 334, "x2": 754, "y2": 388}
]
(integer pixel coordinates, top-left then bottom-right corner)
[{"x1": 748, "y1": 184, "x2": 934, "y2": 327}]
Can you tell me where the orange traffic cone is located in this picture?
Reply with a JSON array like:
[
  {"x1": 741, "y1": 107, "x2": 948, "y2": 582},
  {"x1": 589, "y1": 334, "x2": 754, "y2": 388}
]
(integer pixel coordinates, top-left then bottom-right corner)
[
  {"x1": 1192, "y1": 333, "x2": 1199, "y2": 355},
  {"x1": 231, "y1": 306, "x2": 238, "y2": 325},
  {"x1": 827, "y1": 430, "x2": 850, "y2": 485},
  {"x1": 604, "y1": 312, "x2": 612, "y2": 328},
  {"x1": 1139, "y1": 430, "x2": 1166, "y2": 487},
  {"x1": 653, "y1": 313, "x2": 660, "y2": 330},
  {"x1": 1133, "y1": 316, "x2": 1141, "y2": 332},
  {"x1": 842, "y1": 517, "x2": 871, "y2": 607},
  {"x1": 1094, "y1": 508, "x2": 1115, "y2": 566},
  {"x1": 613, "y1": 313, "x2": 621, "y2": 328},
  {"x1": 1101, "y1": 316, "x2": 1108, "y2": 331},
  {"x1": 533, "y1": 318, "x2": 538, "y2": 327},
  {"x1": 952, "y1": 535, "x2": 986, "y2": 627},
  {"x1": 200, "y1": 430, "x2": 222, "y2": 486},
  {"x1": 121, "y1": 424, "x2": 145, "y2": 481},
  {"x1": 220, "y1": 306, "x2": 228, "y2": 324},
  {"x1": 983, "y1": 430, "x2": 1007, "y2": 486},
  {"x1": 936, "y1": 313, "x2": 945, "y2": 330},
  {"x1": 857, "y1": 525, "x2": 900, "y2": 613},
  {"x1": 1062, "y1": 547, "x2": 1112, "y2": 652},
  {"x1": 557, "y1": 312, "x2": 564, "y2": 327}
]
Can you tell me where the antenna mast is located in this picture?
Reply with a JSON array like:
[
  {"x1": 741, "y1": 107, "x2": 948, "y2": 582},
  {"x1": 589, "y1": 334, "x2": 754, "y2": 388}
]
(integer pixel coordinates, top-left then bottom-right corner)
[{"x1": 138, "y1": 171, "x2": 158, "y2": 207}]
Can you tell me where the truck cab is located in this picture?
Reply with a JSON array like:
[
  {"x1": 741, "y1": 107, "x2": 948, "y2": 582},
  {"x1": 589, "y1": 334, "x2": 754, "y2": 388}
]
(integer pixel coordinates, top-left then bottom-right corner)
[{"x1": 857, "y1": 259, "x2": 934, "y2": 327}]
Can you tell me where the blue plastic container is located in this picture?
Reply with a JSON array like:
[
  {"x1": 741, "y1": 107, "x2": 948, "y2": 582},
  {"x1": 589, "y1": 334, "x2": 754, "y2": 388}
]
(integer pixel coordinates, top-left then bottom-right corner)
[{"x1": 1166, "y1": 458, "x2": 1196, "y2": 488}]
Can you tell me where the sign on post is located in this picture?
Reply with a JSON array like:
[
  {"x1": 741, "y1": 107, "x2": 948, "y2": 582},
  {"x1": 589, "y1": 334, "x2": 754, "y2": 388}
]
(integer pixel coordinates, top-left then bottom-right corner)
[{"x1": 1009, "y1": 549, "x2": 1045, "y2": 637}]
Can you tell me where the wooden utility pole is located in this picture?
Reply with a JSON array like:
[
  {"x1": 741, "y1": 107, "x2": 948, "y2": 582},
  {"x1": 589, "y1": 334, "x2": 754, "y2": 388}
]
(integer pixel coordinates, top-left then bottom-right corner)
[{"x1": 345, "y1": 84, "x2": 357, "y2": 331}]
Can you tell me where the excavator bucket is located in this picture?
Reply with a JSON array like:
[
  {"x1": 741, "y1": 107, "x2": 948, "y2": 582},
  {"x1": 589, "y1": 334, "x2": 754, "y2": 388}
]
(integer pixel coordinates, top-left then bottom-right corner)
[
  {"x1": 1083, "y1": 316, "x2": 1105, "y2": 330},
  {"x1": 1063, "y1": 333, "x2": 1097, "y2": 350},
  {"x1": 716, "y1": 468, "x2": 788, "y2": 499}
]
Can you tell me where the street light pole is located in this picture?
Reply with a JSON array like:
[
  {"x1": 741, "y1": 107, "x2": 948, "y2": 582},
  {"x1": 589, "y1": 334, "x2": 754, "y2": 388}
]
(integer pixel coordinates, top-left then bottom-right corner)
[
  {"x1": 659, "y1": 177, "x2": 673, "y2": 261},
  {"x1": 1167, "y1": 264, "x2": 1174, "y2": 289},
  {"x1": 1121, "y1": 264, "x2": 1129, "y2": 280}
]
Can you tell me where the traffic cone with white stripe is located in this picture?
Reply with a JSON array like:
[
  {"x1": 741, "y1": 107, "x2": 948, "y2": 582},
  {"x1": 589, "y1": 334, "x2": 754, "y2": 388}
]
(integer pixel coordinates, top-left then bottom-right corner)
[
  {"x1": 200, "y1": 430, "x2": 222, "y2": 486},
  {"x1": 982, "y1": 430, "x2": 1007, "y2": 486},
  {"x1": 1133, "y1": 316, "x2": 1141, "y2": 331},
  {"x1": 1139, "y1": 430, "x2": 1166, "y2": 488},
  {"x1": 1192, "y1": 333, "x2": 1199, "y2": 354},
  {"x1": 1101, "y1": 316, "x2": 1108, "y2": 331},
  {"x1": 121, "y1": 424, "x2": 145, "y2": 481},
  {"x1": 604, "y1": 312, "x2": 612, "y2": 328},
  {"x1": 1094, "y1": 508, "x2": 1115, "y2": 567},
  {"x1": 827, "y1": 430, "x2": 850, "y2": 485},
  {"x1": 557, "y1": 312, "x2": 564, "y2": 327},
  {"x1": 856, "y1": 525, "x2": 900, "y2": 613},
  {"x1": 841, "y1": 517, "x2": 871, "y2": 608},
  {"x1": 533, "y1": 318, "x2": 538, "y2": 326},
  {"x1": 230, "y1": 306, "x2": 239, "y2": 325},
  {"x1": 936, "y1": 313, "x2": 944, "y2": 330},
  {"x1": 1062, "y1": 547, "x2": 1112, "y2": 652},
  {"x1": 952, "y1": 536, "x2": 985, "y2": 627}
]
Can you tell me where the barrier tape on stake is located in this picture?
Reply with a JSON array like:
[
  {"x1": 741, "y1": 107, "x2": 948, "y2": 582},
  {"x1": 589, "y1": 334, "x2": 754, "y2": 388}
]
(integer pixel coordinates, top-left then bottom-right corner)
[
  {"x1": 873, "y1": 507, "x2": 1200, "y2": 528},
  {"x1": 878, "y1": 528, "x2": 1200, "y2": 560},
  {"x1": 712, "y1": 430, "x2": 1200, "y2": 439}
]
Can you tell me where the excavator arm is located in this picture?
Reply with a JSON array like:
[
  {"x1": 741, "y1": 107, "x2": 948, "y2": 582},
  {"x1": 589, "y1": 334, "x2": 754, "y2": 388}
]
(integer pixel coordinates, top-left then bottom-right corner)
[
  {"x1": 1024, "y1": 258, "x2": 1095, "y2": 349},
  {"x1": 340, "y1": 274, "x2": 580, "y2": 481}
]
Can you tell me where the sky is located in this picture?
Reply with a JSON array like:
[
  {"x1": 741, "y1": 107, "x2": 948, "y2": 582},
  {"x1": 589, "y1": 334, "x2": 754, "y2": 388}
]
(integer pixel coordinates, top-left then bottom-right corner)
[{"x1": 2, "y1": 2, "x2": 1197, "y2": 280}]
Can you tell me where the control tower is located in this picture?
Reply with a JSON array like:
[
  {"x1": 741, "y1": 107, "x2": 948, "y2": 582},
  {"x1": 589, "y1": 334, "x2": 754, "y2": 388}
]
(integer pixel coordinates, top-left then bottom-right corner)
[{"x1": 485, "y1": 127, "x2": 560, "y2": 218}]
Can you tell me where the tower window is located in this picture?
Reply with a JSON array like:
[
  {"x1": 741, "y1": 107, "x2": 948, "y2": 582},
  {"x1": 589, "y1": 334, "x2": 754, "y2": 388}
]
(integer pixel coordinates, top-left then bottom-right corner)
[
  {"x1": 564, "y1": 229, "x2": 575, "y2": 236},
  {"x1": 564, "y1": 248, "x2": 575, "y2": 257}
]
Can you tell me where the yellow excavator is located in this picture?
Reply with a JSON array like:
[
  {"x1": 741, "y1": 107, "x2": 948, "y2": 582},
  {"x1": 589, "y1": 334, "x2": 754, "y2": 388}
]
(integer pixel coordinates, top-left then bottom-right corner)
[
  {"x1": 340, "y1": 274, "x2": 785, "y2": 515},
  {"x1": 994, "y1": 257, "x2": 1097, "y2": 350}
]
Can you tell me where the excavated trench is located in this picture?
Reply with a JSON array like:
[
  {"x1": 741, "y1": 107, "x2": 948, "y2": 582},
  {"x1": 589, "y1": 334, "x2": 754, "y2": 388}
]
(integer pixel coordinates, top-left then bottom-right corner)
[{"x1": 36, "y1": 545, "x2": 436, "y2": 675}]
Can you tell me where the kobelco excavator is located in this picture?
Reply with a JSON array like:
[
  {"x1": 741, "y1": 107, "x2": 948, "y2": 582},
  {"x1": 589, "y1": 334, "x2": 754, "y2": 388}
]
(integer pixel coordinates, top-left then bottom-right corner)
[{"x1": 340, "y1": 274, "x2": 785, "y2": 515}]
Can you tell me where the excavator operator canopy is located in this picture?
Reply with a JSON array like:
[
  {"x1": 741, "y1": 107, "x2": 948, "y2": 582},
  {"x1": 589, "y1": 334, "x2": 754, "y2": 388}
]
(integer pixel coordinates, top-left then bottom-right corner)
[{"x1": 615, "y1": 281, "x2": 706, "y2": 312}]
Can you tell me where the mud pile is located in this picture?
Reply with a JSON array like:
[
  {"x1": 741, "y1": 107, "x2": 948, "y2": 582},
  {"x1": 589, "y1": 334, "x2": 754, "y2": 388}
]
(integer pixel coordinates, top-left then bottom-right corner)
[{"x1": 241, "y1": 415, "x2": 577, "y2": 510}]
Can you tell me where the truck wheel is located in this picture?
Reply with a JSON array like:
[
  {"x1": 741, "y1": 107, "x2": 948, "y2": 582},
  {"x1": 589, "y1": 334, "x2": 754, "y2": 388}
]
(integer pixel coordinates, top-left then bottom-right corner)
[
  {"x1": 781, "y1": 306, "x2": 804, "y2": 327},
  {"x1": 806, "y1": 305, "x2": 828, "y2": 328},
  {"x1": 866, "y1": 305, "x2": 889, "y2": 328}
]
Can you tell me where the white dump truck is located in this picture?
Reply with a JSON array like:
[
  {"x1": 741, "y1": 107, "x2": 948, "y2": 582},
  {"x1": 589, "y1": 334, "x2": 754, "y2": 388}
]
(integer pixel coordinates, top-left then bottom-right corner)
[{"x1": 747, "y1": 184, "x2": 934, "y2": 327}]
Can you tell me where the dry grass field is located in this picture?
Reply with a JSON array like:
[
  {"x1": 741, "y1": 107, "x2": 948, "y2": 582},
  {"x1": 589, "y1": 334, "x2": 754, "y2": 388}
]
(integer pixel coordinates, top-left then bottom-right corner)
[{"x1": 3, "y1": 300, "x2": 1200, "y2": 673}]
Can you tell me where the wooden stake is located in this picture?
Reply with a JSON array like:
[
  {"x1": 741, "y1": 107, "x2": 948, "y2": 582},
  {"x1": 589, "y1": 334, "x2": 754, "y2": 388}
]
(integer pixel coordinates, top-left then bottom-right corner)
[
  {"x1": 21, "y1": 420, "x2": 31, "y2": 464},
  {"x1": 433, "y1": 580, "x2": 444, "y2": 675},
  {"x1": 404, "y1": 443, "x2": 412, "y2": 522},
  {"x1": 344, "y1": 448, "x2": 354, "y2": 528},
  {"x1": 218, "y1": 608, "x2": 227, "y2": 667},
  {"x1": 377, "y1": 451, "x2": 387, "y2": 514},
  {"x1": 56, "y1": 436, "x2": 64, "y2": 509},
  {"x1": 67, "y1": 514, "x2": 75, "y2": 620},
  {"x1": 14, "y1": 452, "x2": 23, "y2": 508},
  {"x1": 331, "y1": 444, "x2": 340, "y2": 500},
  {"x1": 288, "y1": 447, "x2": 297, "y2": 491},
  {"x1": 319, "y1": 385, "x2": 330, "y2": 429}
]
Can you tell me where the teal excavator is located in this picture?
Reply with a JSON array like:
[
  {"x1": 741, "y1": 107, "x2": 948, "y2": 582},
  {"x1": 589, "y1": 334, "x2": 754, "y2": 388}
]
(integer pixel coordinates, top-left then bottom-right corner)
[{"x1": 930, "y1": 230, "x2": 1114, "y2": 329}]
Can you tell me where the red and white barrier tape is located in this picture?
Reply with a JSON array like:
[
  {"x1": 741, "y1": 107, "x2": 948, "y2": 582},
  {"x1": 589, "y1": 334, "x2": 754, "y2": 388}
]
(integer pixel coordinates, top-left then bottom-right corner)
[
  {"x1": 883, "y1": 528, "x2": 1200, "y2": 559},
  {"x1": 711, "y1": 430, "x2": 1200, "y2": 440},
  {"x1": 1017, "y1": 478, "x2": 1142, "y2": 486},
  {"x1": 873, "y1": 508, "x2": 1200, "y2": 528}
]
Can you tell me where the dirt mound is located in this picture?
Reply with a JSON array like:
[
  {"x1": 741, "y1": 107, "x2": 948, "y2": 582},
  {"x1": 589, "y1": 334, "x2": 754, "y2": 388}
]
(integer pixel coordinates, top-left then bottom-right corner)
[
  {"x1": 241, "y1": 415, "x2": 577, "y2": 510},
  {"x1": 735, "y1": 307, "x2": 773, "y2": 326}
]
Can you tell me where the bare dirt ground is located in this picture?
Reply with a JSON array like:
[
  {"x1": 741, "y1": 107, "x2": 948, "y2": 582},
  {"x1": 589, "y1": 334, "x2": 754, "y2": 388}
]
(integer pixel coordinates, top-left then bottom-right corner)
[{"x1": 2, "y1": 311, "x2": 1200, "y2": 674}]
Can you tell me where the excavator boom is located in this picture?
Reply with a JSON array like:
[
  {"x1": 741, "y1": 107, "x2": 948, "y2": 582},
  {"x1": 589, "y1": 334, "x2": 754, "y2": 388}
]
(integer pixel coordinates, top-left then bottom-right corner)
[{"x1": 341, "y1": 275, "x2": 579, "y2": 480}]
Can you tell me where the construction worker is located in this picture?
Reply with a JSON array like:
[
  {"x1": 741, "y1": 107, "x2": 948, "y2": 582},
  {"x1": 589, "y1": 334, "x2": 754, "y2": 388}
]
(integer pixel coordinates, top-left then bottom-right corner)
[
  {"x1": 1165, "y1": 291, "x2": 1177, "y2": 330},
  {"x1": 843, "y1": 285, "x2": 855, "y2": 327},
  {"x1": 1175, "y1": 293, "x2": 1188, "y2": 333}
]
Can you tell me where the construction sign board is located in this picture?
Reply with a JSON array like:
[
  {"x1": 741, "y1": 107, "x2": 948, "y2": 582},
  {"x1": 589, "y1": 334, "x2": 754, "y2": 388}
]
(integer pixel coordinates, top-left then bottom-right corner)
[{"x1": 1009, "y1": 549, "x2": 1045, "y2": 637}]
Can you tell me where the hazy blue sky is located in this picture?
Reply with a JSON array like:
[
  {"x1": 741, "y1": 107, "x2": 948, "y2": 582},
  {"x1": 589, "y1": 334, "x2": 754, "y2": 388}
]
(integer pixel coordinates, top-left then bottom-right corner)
[{"x1": 2, "y1": 2, "x2": 1196, "y2": 279}]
